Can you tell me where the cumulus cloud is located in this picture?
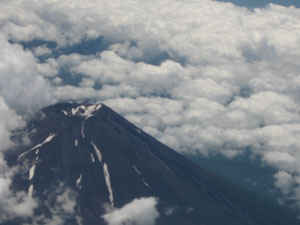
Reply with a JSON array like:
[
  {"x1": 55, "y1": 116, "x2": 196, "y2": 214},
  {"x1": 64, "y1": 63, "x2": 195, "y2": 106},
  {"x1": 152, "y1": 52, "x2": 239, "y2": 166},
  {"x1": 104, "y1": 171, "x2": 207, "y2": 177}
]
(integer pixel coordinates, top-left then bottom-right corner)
[
  {"x1": 274, "y1": 171, "x2": 294, "y2": 195},
  {"x1": 0, "y1": 97, "x2": 24, "y2": 149},
  {"x1": 103, "y1": 197, "x2": 159, "y2": 225},
  {"x1": 0, "y1": 35, "x2": 55, "y2": 115},
  {"x1": 1, "y1": 0, "x2": 300, "y2": 207}
]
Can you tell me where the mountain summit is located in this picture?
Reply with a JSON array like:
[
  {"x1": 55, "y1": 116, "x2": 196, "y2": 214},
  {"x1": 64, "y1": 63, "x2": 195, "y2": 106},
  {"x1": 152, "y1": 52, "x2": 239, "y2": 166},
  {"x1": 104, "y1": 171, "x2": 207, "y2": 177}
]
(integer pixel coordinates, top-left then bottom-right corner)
[{"x1": 4, "y1": 103, "x2": 300, "y2": 225}]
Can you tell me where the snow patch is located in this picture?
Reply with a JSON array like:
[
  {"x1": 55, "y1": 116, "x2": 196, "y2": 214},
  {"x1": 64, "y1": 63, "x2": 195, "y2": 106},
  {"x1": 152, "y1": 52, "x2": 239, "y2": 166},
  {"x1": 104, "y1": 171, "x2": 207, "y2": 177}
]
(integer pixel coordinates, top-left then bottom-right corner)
[
  {"x1": 103, "y1": 163, "x2": 114, "y2": 207},
  {"x1": 143, "y1": 179, "x2": 150, "y2": 187},
  {"x1": 43, "y1": 133, "x2": 56, "y2": 143},
  {"x1": 28, "y1": 185, "x2": 33, "y2": 197},
  {"x1": 71, "y1": 103, "x2": 102, "y2": 119},
  {"x1": 75, "y1": 139, "x2": 78, "y2": 146},
  {"x1": 81, "y1": 105, "x2": 97, "y2": 119},
  {"x1": 133, "y1": 165, "x2": 141, "y2": 176},
  {"x1": 96, "y1": 104, "x2": 102, "y2": 110},
  {"x1": 29, "y1": 165, "x2": 36, "y2": 180},
  {"x1": 72, "y1": 106, "x2": 81, "y2": 115},
  {"x1": 62, "y1": 110, "x2": 68, "y2": 115},
  {"x1": 19, "y1": 133, "x2": 56, "y2": 159},
  {"x1": 31, "y1": 133, "x2": 55, "y2": 150},
  {"x1": 81, "y1": 121, "x2": 85, "y2": 138},
  {"x1": 76, "y1": 174, "x2": 82, "y2": 189},
  {"x1": 91, "y1": 141, "x2": 102, "y2": 163},
  {"x1": 91, "y1": 153, "x2": 95, "y2": 163},
  {"x1": 133, "y1": 165, "x2": 150, "y2": 188},
  {"x1": 136, "y1": 128, "x2": 142, "y2": 134},
  {"x1": 35, "y1": 149, "x2": 39, "y2": 155}
]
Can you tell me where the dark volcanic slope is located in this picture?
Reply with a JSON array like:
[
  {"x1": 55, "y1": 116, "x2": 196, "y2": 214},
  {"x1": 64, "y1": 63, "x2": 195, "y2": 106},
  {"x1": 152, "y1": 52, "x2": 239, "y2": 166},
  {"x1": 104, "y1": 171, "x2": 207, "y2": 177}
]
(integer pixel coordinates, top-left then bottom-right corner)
[{"x1": 4, "y1": 103, "x2": 300, "y2": 225}]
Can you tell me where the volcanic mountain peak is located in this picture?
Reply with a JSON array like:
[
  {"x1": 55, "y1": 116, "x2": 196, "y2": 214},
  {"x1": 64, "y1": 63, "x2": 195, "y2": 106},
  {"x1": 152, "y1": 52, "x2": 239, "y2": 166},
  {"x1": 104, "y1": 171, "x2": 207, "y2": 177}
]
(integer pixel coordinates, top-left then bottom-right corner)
[{"x1": 4, "y1": 103, "x2": 300, "y2": 225}]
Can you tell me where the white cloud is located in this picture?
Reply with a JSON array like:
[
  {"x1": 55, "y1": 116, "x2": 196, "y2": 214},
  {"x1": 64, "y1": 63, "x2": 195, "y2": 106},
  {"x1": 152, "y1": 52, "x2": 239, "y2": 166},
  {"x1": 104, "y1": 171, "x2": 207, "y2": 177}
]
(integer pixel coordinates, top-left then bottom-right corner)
[
  {"x1": 164, "y1": 206, "x2": 177, "y2": 216},
  {"x1": 10, "y1": 192, "x2": 37, "y2": 217},
  {"x1": 33, "y1": 45, "x2": 52, "y2": 57},
  {"x1": 0, "y1": 35, "x2": 55, "y2": 115},
  {"x1": 55, "y1": 188, "x2": 77, "y2": 214},
  {"x1": 0, "y1": 97, "x2": 24, "y2": 150},
  {"x1": 103, "y1": 197, "x2": 159, "y2": 225},
  {"x1": 274, "y1": 171, "x2": 294, "y2": 195}
]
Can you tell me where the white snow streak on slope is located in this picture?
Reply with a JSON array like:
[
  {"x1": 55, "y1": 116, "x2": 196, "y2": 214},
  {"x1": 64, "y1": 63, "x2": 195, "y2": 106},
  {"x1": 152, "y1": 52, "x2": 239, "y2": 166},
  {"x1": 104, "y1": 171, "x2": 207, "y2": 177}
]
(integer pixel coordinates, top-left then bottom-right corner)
[
  {"x1": 75, "y1": 139, "x2": 78, "y2": 146},
  {"x1": 76, "y1": 174, "x2": 82, "y2": 189},
  {"x1": 19, "y1": 133, "x2": 56, "y2": 159},
  {"x1": 90, "y1": 140, "x2": 114, "y2": 205},
  {"x1": 28, "y1": 185, "x2": 33, "y2": 197},
  {"x1": 96, "y1": 104, "x2": 102, "y2": 110},
  {"x1": 103, "y1": 163, "x2": 114, "y2": 207},
  {"x1": 81, "y1": 121, "x2": 85, "y2": 138},
  {"x1": 133, "y1": 165, "x2": 150, "y2": 188},
  {"x1": 91, "y1": 141, "x2": 102, "y2": 163},
  {"x1": 72, "y1": 106, "x2": 81, "y2": 115},
  {"x1": 30, "y1": 133, "x2": 55, "y2": 150},
  {"x1": 143, "y1": 180, "x2": 150, "y2": 187},
  {"x1": 62, "y1": 110, "x2": 68, "y2": 115},
  {"x1": 29, "y1": 165, "x2": 36, "y2": 180},
  {"x1": 136, "y1": 128, "x2": 142, "y2": 134},
  {"x1": 35, "y1": 149, "x2": 39, "y2": 160},
  {"x1": 133, "y1": 165, "x2": 141, "y2": 175},
  {"x1": 91, "y1": 153, "x2": 95, "y2": 163}
]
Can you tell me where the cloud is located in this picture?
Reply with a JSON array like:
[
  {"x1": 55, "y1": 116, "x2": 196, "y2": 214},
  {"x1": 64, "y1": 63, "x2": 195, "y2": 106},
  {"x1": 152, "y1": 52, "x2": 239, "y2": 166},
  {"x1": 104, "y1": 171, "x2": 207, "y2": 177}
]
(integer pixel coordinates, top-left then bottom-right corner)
[
  {"x1": 0, "y1": 97, "x2": 24, "y2": 150},
  {"x1": 102, "y1": 197, "x2": 159, "y2": 225},
  {"x1": 0, "y1": 35, "x2": 55, "y2": 115},
  {"x1": 274, "y1": 171, "x2": 294, "y2": 195},
  {"x1": 33, "y1": 45, "x2": 52, "y2": 57}
]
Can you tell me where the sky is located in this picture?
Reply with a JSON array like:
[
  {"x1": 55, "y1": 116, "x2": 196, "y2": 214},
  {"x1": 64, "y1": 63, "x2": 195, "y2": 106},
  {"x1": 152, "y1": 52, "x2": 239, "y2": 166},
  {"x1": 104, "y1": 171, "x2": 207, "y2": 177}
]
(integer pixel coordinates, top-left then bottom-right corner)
[
  {"x1": 218, "y1": 0, "x2": 300, "y2": 8},
  {"x1": 1, "y1": 0, "x2": 300, "y2": 221}
]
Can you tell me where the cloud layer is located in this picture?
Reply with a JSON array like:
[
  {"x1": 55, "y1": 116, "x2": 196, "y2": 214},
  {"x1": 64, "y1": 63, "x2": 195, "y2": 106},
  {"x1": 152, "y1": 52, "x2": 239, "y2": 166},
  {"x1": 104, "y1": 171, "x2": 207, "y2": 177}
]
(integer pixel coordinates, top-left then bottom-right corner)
[{"x1": 1, "y1": 0, "x2": 300, "y2": 209}]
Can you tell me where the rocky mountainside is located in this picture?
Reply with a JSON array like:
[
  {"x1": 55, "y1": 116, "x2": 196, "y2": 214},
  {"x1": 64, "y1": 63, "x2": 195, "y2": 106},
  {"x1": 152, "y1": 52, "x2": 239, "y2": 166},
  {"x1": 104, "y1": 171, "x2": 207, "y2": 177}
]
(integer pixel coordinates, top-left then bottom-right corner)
[{"x1": 3, "y1": 103, "x2": 300, "y2": 225}]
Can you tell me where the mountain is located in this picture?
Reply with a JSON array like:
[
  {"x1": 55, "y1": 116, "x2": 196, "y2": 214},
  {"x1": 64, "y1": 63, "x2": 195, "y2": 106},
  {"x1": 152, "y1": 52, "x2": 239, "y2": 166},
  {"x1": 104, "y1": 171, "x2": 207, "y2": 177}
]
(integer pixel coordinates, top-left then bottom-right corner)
[{"x1": 3, "y1": 103, "x2": 300, "y2": 225}]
